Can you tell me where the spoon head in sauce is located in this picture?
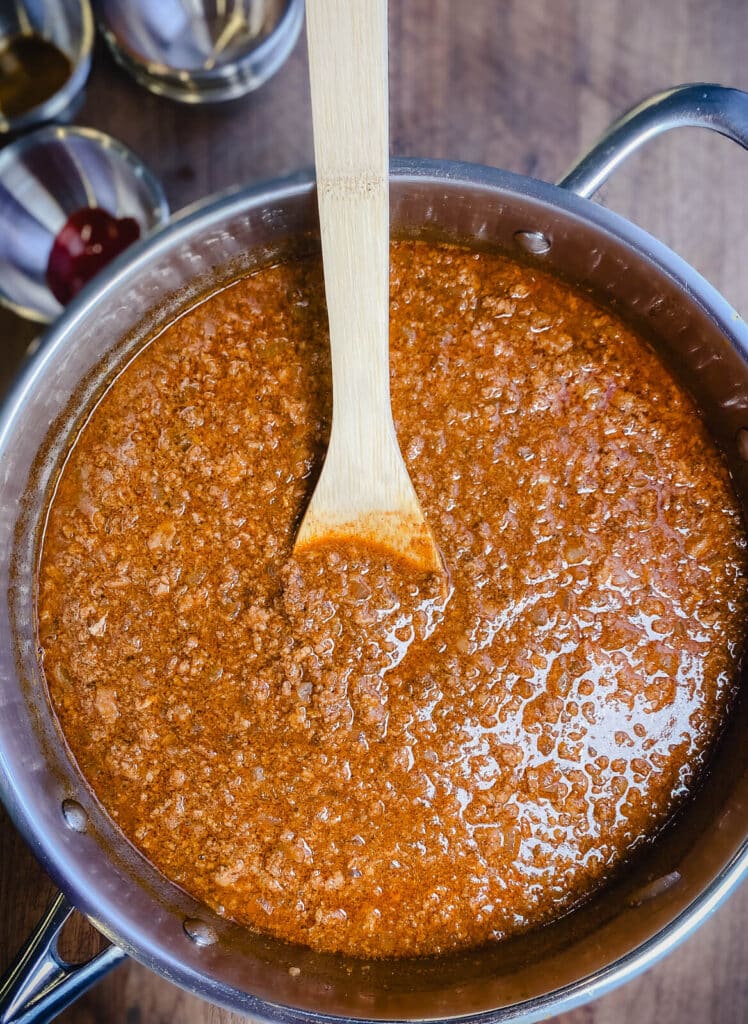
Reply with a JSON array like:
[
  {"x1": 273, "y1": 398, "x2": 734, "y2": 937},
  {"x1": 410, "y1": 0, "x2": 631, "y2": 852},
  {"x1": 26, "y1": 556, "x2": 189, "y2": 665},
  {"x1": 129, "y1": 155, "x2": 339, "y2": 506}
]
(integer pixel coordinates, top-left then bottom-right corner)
[{"x1": 295, "y1": 508, "x2": 446, "y2": 577}]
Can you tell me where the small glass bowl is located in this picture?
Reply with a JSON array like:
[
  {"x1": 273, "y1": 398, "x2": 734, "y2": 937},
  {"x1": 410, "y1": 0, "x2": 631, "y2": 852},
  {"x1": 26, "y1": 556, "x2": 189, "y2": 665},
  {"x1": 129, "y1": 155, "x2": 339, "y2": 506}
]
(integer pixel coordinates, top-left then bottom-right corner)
[
  {"x1": 0, "y1": 125, "x2": 169, "y2": 323},
  {"x1": 97, "y1": 0, "x2": 304, "y2": 104},
  {"x1": 0, "y1": 0, "x2": 94, "y2": 134}
]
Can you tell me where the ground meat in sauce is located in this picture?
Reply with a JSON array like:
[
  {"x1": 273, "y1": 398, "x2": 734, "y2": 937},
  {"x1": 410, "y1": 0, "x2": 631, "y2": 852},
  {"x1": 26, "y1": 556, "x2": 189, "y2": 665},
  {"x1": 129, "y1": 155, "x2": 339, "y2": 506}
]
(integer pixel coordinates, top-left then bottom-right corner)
[{"x1": 38, "y1": 240, "x2": 748, "y2": 958}]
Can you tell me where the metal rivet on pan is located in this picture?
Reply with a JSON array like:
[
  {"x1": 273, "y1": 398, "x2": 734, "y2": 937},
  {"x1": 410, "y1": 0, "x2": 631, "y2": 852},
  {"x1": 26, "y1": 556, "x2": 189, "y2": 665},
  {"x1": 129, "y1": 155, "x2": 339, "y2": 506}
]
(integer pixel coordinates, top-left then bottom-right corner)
[
  {"x1": 628, "y1": 870, "x2": 681, "y2": 907},
  {"x1": 183, "y1": 919, "x2": 218, "y2": 946},
  {"x1": 736, "y1": 428, "x2": 748, "y2": 461},
  {"x1": 514, "y1": 230, "x2": 552, "y2": 256},
  {"x1": 61, "y1": 799, "x2": 87, "y2": 833}
]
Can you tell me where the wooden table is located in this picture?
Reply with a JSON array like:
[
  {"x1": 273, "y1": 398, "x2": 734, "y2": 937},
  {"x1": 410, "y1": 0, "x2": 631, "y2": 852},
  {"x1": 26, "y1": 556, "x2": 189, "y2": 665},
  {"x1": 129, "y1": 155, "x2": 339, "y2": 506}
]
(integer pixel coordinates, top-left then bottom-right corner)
[{"x1": 2, "y1": 1, "x2": 748, "y2": 1020}]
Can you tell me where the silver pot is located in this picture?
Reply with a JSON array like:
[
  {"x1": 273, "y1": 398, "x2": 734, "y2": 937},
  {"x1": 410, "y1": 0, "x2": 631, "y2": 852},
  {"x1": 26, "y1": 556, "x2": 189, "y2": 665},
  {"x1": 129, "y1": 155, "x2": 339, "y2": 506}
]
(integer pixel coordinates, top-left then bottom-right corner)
[{"x1": 2, "y1": 84, "x2": 748, "y2": 1024}]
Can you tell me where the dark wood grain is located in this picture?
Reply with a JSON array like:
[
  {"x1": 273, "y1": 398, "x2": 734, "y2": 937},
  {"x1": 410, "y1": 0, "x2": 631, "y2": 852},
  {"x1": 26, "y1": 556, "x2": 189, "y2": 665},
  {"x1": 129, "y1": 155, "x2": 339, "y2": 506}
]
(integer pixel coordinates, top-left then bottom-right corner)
[{"x1": 2, "y1": 1, "x2": 748, "y2": 1021}]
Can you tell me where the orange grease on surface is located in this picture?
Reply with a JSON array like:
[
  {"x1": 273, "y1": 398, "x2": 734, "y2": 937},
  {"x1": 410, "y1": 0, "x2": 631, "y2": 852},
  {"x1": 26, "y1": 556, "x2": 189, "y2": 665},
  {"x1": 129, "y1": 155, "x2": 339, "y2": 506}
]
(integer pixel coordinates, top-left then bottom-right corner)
[{"x1": 39, "y1": 242, "x2": 747, "y2": 957}]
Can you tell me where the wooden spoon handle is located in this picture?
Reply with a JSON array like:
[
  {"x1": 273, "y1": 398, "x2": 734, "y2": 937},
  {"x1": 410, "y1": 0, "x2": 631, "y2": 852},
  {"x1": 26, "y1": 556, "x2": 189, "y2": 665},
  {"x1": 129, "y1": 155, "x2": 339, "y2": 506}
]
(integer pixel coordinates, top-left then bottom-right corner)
[
  {"x1": 299, "y1": 0, "x2": 442, "y2": 572},
  {"x1": 305, "y1": 0, "x2": 392, "y2": 451}
]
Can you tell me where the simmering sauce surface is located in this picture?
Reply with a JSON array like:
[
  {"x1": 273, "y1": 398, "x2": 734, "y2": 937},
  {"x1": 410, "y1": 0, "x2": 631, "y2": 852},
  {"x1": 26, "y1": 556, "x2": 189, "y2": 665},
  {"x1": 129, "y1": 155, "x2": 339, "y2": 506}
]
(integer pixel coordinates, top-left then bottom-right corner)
[{"x1": 39, "y1": 241, "x2": 747, "y2": 957}]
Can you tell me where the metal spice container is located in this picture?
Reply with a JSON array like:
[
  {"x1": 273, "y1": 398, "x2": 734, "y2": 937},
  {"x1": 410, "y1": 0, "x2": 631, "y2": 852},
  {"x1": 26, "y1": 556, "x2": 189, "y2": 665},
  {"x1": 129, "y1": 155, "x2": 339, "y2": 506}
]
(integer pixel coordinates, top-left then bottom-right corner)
[
  {"x1": 97, "y1": 0, "x2": 304, "y2": 104},
  {"x1": 0, "y1": 0, "x2": 93, "y2": 134}
]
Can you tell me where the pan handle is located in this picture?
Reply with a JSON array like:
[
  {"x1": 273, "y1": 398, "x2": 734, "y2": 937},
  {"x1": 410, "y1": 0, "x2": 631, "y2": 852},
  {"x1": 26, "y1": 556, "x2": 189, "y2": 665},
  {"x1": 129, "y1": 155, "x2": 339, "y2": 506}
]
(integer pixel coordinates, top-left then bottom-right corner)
[
  {"x1": 0, "y1": 891, "x2": 126, "y2": 1024},
  {"x1": 558, "y1": 83, "x2": 748, "y2": 198}
]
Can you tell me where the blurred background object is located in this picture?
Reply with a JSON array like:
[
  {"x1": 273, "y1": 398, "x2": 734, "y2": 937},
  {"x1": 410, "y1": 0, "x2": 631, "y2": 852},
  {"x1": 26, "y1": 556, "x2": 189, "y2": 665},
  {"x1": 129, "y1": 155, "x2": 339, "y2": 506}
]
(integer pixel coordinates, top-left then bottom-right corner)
[
  {"x1": 0, "y1": 0, "x2": 93, "y2": 133},
  {"x1": 97, "y1": 0, "x2": 304, "y2": 103},
  {"x1": 0, "y1": 125, "x2": 168, "y2": 322}
]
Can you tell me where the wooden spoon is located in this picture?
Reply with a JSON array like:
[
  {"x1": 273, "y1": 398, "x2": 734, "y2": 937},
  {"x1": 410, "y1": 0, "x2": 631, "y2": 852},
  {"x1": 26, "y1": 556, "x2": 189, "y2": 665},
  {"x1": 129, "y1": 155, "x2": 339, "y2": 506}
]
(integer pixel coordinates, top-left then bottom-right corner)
[{"x1": 295, "y1": 0, "x2": 443, "y2": 573}]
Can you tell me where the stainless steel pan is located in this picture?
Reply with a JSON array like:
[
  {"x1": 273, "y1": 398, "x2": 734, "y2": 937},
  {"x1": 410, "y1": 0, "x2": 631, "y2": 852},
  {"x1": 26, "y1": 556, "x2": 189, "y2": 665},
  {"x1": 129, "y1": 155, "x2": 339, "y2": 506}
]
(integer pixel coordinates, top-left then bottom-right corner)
[{"x1": 2, "y1": 84, "x2": 748, "y2": 1024}]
